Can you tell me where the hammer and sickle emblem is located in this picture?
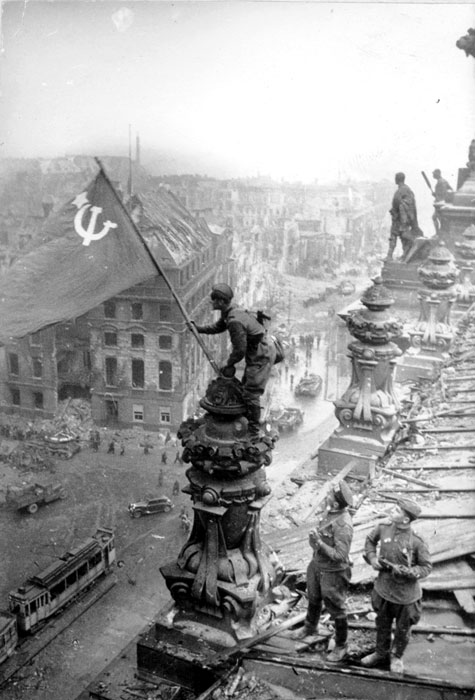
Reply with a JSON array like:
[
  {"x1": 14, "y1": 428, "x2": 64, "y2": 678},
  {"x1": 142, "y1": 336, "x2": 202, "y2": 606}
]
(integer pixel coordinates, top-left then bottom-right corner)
[{"x1": 74, "y1": 199, "x2": 118, "y2": 247}]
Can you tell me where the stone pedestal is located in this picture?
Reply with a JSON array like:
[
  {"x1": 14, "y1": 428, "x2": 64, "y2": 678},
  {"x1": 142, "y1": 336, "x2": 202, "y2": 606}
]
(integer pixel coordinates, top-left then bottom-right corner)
[
  {"x1": 438, "y1": 169, "x2": 475, "y2": 254},
  {"x1": 319, "y1": 278, "x2": 403, "y2": 473},
  {"x1": 135, "y1": 376, "x2": 281, "y2": 687},
  {"x1": 397, "y1": 242, "x2": 458, "y2": 382}
]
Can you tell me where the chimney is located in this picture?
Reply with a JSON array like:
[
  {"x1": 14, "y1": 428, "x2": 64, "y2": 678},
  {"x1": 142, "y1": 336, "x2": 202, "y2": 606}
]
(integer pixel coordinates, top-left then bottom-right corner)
[{"x1": 136, "y1": 133, "x2": 141, "y2": 165}]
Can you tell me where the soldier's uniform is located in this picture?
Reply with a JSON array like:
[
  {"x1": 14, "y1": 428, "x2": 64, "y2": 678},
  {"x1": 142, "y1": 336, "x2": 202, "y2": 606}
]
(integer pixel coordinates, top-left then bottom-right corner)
[
  {"x1": 196, "y1": 287, "x2": 276, "y2": 435},
  {"x1": 362, "y1": 498, "x2": 432, "y2": 672},
  {"x1": 302, "y1": 481, "x2": 354, "y2": 662}
]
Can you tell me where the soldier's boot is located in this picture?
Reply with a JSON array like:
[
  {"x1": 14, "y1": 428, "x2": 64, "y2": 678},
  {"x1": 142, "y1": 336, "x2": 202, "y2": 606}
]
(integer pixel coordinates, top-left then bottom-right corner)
[
  {"x1": 384, "y1": 240, "x2": 396, "y2": 262},
  {"x1": 246, "y1": 404, "x2": 262, "y2": 441},
  {"x1": 390, "y1": 625, "x2": 410, "y2": 674},
  {"x1": 361, "y1": 621, "x2": 392, "y2": 667},
  {"x1": 291, "y1": 602, "x2": 321, "y2": 639},
  {"x1": 327, "y1": 618, "x2": 348, "y2": 663}
]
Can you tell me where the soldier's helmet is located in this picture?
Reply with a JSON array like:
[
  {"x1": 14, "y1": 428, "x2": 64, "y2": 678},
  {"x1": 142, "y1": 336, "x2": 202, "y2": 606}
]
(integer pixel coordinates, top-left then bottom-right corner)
[
  {"x1": 432, "y1": 169, "x2": 441, "y2": 178},
  {"x1": 211, "y1": 283, "x2": 234, "y2": 302}
]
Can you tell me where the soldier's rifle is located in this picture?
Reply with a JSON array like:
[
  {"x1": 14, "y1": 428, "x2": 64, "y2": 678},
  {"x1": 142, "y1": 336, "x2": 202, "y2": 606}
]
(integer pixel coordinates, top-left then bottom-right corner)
[{"x1": 421, "y1": 171, "x2": 435, "y2": 197}]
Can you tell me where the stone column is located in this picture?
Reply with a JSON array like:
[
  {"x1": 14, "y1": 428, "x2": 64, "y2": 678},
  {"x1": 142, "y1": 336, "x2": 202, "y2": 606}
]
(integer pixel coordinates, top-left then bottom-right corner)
[
  {"x1": 398, "y1": 242, "x2": 458, "y2": 379},
  {"x1": 318, "y1": 277, "x2": 403, "y2": 474},
  {"x1": 454, "y1": 224, "x2": 475, "y2": 307},
  {"x1": 136, "y1": 377, "x2": 281, "y2": 689}
]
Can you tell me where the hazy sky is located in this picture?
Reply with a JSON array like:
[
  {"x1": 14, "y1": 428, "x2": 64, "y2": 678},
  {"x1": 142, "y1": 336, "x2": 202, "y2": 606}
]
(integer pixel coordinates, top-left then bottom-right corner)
[{"x1": 1, "y1": 1, "x2": 474, "y2": 185}]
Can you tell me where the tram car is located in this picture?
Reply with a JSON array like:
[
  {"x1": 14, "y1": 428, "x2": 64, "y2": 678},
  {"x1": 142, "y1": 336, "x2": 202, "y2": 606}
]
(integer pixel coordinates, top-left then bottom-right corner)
[
  {"x1": 0, "y1": 611, "x2": 18, "y2": 664},
  {"x1": 8, "y1": 527, "x2": 115, "y2": 634}
]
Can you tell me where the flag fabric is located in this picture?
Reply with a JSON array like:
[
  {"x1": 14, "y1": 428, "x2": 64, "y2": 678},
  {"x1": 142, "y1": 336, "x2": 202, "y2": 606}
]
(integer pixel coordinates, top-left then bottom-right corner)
[{"x1": 0, "y1": 168, "x2": 158, "y2": 344}]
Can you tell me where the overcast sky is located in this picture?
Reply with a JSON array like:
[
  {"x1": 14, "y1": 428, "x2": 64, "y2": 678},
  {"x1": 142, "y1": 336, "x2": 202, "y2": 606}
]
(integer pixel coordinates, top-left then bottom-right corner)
[{"x1": 1, "y1": 1, "x2": 474, "y2": 187}]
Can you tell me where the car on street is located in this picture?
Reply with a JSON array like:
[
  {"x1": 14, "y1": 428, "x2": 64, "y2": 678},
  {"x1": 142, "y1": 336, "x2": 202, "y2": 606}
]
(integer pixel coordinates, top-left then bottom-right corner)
[
  {"x1": 269, "y1": 407, "x2": 304, "y2": 432},
  {"x1": 128, "y1": 495, "x2": 174, "y2": 518},
  {"x1": 294, "y1": 373, "x2": 323, "y2": 398}
]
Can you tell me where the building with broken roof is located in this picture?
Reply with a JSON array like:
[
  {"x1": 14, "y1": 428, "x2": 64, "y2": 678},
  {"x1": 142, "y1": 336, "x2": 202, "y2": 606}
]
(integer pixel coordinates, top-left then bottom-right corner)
[{"x1": 0, "y1": 179, "x2": 233, "y2": 431}]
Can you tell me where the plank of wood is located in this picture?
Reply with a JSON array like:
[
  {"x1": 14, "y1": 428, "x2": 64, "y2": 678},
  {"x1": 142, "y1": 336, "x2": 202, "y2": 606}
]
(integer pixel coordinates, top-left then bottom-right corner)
[
  {"x1": 301, "y1": 459, "x2": 359, "y2": 522},
  {"x1": 453, "y1": 590, "x2": 475, "y2": 615},
  {"x1": 378, "y1": 466, "x2": 438, "y2": 488},
  {"x1": 377, "y1": 486, "x2": 475, "y2": 492},
  {"x1": 384, "y1": 463, "x2": 475, "y2": 470},
  {"x1": 399, "y1": 444, "x2": 475, "y2": 450}
]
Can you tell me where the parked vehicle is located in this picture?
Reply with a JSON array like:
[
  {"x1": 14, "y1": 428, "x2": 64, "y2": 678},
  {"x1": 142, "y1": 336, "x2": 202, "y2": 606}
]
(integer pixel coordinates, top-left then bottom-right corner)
[
  {"x1": 8, "y1": 527, "x2": 115, "y2": 634},
  {"x1": 128, "y1": 496, "x2": 174, "y2": 518},
  {"x1": 43, "y1": 431, "x2": 81, "y2": 459},
  {"x1": 339, "y1": 280, "x2": 356, "y2": 296},
  {"x1": 269, "y1": 407, "x2": 304, "y2": 432},
  {"x1": 294, "y1": 374, "x2": 323, "y2": 398},
  {"x1": 6, "y1": 481, "x2": 67, "y2": 514}
]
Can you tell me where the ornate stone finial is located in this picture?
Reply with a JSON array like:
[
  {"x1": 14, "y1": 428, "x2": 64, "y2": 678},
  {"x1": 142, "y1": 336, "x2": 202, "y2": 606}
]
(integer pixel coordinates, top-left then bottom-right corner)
[
  {"x1": 418, "y1": 241, "x2": 458, "y2": 290},
  {"x1": 360, "y1": 276, "x2": 395, "y2": 310},
  {"x1": 455, "y1": 224, "x2": 475, "y2": 260},
  {"x1": 456, "y1": 28, "x2": 475, "y2": 59},
  {"x1": 347, "y1": 277, "x2": 402, "y2": 346}
]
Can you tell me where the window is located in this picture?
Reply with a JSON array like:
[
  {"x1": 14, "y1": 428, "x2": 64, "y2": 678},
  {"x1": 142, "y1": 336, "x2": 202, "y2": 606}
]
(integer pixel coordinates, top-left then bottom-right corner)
[
  {"x1": 105, "y1": 399, "x2": 118, "y2": 418},
  {"x1": 11, "y1": 388, "x2": 20, "y2": 406},
  {"x1": 78, "y1": 562, "x2": 88, "y2": 578},
  {"x1": 104, "y1": 300, "x2": 116, "y2": 319},
  {"x1": 32, "y1": 357, "x2": 43, "y2": 378},
  {"x1": 131, "y1": 303, "x2": 143, "y2": 320},
  {"x1": 66, "y1": 572, "x2": 77, "y2": 587},
  {"x1": 104, "y1": 332, "x2": 117, "y2": 346},
  {"x1": 160, "y1": 408, "x2": 171, "y2": 424},
  {"x1": 131, "y1": 358, "x2": 144, "y2": 388},
  {"x1": 159, "y1": 304, "x2": 171, "y2": 322},
  {"x1": 33, "y1": 392, "x2": 44, "y2": 409},
  {"x1": 83, "y1": 350, "x2": 92, "y2": 370},
  {"x1": 9, "y1": 353, "x2": 19, "y2": 376},
  {"x1": 159, "y1": 360, "x2": 172, "y2": 391},
  {"x1": 131, "y1": 333, "x2": 144, "y2": 348},
  {"x1": 158, "y1": 335, "x2": 172, "y2": 350},
  {"x1": 133, "y1": 404, "x2": 144, "y2": 422},
  {"x1": 105, "y1": 357, "x2": 117, "y2": 386},
  {"x1": 30, "y1": 331, "x2": 42, "y2": 347}
]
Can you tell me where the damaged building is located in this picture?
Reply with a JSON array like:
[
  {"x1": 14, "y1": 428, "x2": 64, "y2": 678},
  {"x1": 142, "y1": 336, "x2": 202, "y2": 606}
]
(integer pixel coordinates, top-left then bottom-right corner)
[{"x1": 0, "y1": 184, "x2": 233, "y2": 431}]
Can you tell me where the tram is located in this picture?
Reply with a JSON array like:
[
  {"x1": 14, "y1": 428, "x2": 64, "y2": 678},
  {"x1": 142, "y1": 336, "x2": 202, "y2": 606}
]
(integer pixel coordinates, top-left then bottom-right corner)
[
  {"x1": 0, "y1": 611, "x2": 17, "y2": 664},
  {"x1": 8, "y1": 527, "x2": 115, "y2": 634}
]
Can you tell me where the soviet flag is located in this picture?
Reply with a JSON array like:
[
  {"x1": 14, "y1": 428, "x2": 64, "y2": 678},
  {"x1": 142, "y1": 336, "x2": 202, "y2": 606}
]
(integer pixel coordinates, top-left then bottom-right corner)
[{"x1": 0, "y1": 167, "x2": 158, "y2": 344}]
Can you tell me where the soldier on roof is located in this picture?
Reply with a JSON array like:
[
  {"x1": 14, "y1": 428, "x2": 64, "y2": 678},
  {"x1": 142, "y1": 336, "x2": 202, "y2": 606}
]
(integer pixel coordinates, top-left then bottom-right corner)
[
  {"x1": 361, "y1": 497, "x2": 432, "y2": 674},
  {"x1": 295, "y1": 481, "x2": 354, "y2": 664},
  {"x1": 193, "y1": 283, "x2": 277, "y2": 439}
]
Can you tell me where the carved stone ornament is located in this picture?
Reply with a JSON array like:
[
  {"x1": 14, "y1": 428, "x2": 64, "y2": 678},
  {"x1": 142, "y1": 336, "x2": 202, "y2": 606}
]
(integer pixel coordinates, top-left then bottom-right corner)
[
  {"x1": 417, "y1": 241, "x2": 458, "y2": 290},
  {"x1": 334, "y1": 277, "x2": 402, "y2": 445},
  {"x1": 406, "y1": 242, "x2": 458, "y2": 355},
  {"x1": 160, "y1": 376, "x2": 281, "y2": 635},
  {"x1": 455, "y1": 223, "x2": 475, "y2": 260}
]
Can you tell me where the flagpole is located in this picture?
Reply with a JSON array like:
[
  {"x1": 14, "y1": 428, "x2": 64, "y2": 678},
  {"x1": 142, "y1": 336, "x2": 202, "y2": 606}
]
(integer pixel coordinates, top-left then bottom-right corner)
[{"x1": 94, "y1": 158, "x2": 222, "y2": 376}]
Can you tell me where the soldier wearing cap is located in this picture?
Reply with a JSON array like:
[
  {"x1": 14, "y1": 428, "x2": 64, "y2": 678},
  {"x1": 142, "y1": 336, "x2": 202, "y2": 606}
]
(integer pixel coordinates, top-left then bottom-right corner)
[
  {"x1": 297, "y1": 480, "x2": 354, "y2": 663},
  {"x1": 361, "y1": 497, "x2": 432, "y2": 674},
  {"x1": 431, "y1": 169, "x2": 453, "y2": 233},
  {"x1": 193, "y1": 283, "x2": 276, "y2": 438}
]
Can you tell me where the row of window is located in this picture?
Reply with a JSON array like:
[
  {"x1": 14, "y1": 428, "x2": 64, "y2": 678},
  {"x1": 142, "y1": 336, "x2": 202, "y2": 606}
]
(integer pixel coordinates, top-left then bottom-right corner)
[
  {"x1": 10, "y1": 388, "x2": 43, "y2": 409},
  {"x1": 179, "y1": 249, "x2": 212, "y2": 286},
  {"x1": 105, "y1": 357, "x2": 172, "y2": 391},
  {"x1": 131, "y1": 403, "x2": 171, "y2": 424},
  {"x1": 103, "y1": 332, "x2": 172, "y2": 350},
  {"x1": 8, "y1": 354, "x2": 43, "y2": 379},
  {"x1": 103, "y1": 301, "x2": 172, "y2": 322}
]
